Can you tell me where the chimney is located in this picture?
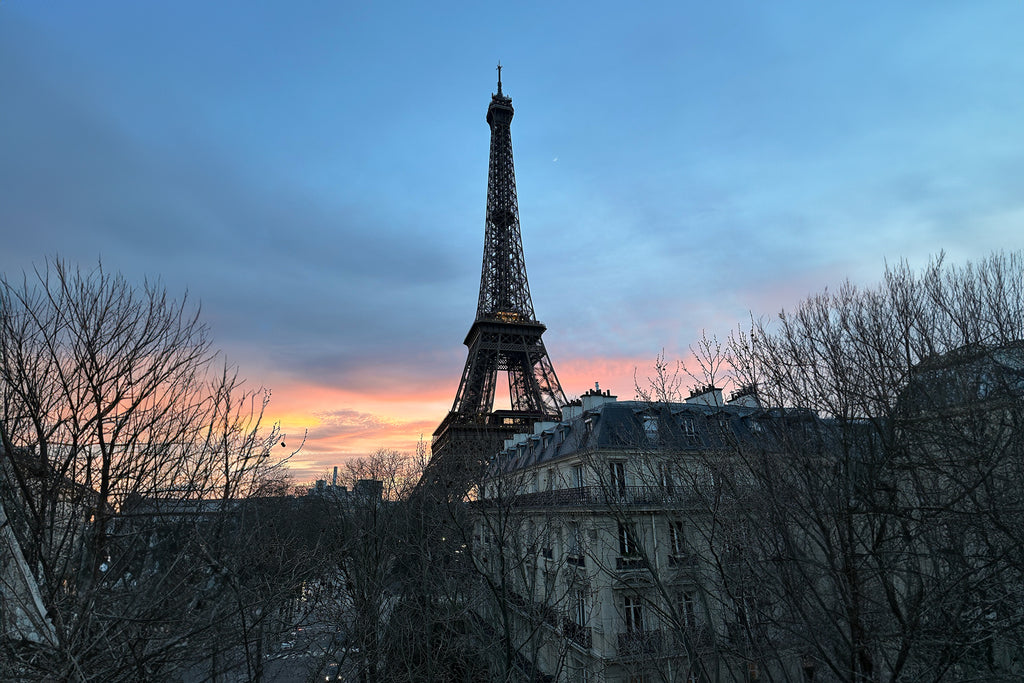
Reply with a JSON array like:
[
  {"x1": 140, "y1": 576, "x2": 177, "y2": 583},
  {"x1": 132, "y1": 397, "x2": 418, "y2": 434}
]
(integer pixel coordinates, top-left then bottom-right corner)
[
  {"x1": 581, "y1": 382, "x2": 617, "y2": 411},
  {"x1": 686, "y1": 384, "x2": 723, "y2": 406},
  {"x1": 727, "y1": 384, "x2": 761, "y2": 408}
]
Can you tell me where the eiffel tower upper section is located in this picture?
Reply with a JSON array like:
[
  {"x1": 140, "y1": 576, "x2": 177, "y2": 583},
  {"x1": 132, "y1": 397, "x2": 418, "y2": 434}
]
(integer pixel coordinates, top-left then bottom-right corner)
[
  {"x1": 476, "y1": 68, "x2": 535, "y2": 325},
  {"x1": 430, "y1": 69, "x2": 567, "y2": 476}
]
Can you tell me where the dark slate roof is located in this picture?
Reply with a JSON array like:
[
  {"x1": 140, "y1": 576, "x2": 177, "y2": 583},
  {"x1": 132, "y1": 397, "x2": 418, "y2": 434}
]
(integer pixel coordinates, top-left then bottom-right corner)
[{"x1": 488, "y1": 400, "x2": 773, "y2": 475}]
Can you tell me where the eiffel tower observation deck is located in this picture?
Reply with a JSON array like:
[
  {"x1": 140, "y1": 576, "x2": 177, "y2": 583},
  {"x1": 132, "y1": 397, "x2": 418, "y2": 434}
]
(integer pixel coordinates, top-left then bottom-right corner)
[{"x1": 426, "y1": 68, "x2": 567, "y2": 495}]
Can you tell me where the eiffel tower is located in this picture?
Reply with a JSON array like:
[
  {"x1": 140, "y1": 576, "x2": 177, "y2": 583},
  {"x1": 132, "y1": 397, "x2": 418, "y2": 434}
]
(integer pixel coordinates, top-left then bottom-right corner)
[{"x1": 426, "y1": 68, "x2": 567, "y2": 495}]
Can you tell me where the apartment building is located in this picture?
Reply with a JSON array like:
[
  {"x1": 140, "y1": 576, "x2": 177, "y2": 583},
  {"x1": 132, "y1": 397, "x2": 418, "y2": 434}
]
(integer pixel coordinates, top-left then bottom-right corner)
[{"x1": 473, "y1": 384, "x2": 775, "y2": 683}]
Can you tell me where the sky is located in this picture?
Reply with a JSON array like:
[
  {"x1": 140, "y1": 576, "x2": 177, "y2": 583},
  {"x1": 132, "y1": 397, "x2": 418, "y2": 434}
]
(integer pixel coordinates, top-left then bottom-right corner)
[{"x1": 3, "y1": 2, "x2": 1023, "y2": 481}]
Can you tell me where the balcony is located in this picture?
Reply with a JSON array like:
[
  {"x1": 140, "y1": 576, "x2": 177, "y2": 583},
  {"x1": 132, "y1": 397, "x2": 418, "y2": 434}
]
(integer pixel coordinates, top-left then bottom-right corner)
[
  {"x1": 670, "y1": 625, "x2": 714, "y2": 652},
  {"x1": 667, "y1": 553, "x2": 697, "y2": 569},
  {"x1": 616, "y1": 555, "x2": 644, "y2": 571},
  {"x1": 617, "y1": 629, "x2": 664, "y2": 656},
  {"x1": 561, "y1": 617, "x2": 593, "y2": 649}
]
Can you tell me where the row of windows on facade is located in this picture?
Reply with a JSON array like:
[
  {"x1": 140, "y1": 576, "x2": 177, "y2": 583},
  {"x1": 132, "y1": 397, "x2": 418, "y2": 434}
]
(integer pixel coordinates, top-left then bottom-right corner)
[
  {"x1": 482, "y1": 457, "x2": 715, "y2": 498},
  {"x1": 479, "y1": 516, "x2": 692, "y2": 567},
  {"x1": 501, "y1": 410, "x2": 745, "y2": 468}
]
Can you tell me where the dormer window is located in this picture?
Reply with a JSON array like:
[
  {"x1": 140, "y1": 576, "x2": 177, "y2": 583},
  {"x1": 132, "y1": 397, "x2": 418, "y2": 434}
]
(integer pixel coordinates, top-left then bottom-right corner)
[
  {"x1": 682, "y1": 418, "x2": 696, "y2": 435},
  {"x1": 643, "y1": 416, "x2": 658, "y2": 441}
]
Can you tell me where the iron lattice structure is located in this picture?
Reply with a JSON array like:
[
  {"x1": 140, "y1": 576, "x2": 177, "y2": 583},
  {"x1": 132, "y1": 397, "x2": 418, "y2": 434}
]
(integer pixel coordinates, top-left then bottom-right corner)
[{"x1": 427, "y1": 72, "x2": 567, "y2": 495}]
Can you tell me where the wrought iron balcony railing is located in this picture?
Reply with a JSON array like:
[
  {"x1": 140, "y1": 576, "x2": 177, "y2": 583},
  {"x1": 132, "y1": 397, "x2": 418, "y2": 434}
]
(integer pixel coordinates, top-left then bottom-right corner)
[
  {"x1": 616, "y1": 556, "x2": 645, "y2": 571},
  {"x1": 561, "y1": 617, "x2": 593, "y2": 649},
  {"x1": 617, "y1": 629, "x2": 664, "y2": 656}
]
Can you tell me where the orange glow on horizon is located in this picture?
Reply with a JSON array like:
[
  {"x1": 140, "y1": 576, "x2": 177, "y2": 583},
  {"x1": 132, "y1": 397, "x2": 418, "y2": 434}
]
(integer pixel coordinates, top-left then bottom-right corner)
[{"x1": 265, "y1": 353, "x2": 703, "y2": 483}]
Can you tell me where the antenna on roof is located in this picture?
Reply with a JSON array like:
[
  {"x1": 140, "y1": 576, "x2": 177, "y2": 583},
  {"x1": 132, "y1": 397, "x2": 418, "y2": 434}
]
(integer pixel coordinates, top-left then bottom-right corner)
[{"x1": 496, "y1": 62, "x2": 503, "y2": 95}]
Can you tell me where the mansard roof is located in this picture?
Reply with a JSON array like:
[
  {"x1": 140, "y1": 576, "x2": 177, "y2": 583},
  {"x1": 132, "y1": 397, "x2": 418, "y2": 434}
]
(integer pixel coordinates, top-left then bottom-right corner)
[{"x1": 488, "y1": 399, "x2": 790, "y2": 476}]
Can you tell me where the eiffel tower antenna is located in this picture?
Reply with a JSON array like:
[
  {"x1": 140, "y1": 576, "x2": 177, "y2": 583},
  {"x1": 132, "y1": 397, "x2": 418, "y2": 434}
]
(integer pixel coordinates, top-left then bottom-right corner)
[{"x1": 425, "y1": 70, "x2": 567, "y2": 496}]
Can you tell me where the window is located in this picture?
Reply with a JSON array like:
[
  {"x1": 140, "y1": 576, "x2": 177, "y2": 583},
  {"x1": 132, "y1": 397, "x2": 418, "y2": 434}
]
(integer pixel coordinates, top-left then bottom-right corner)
[
  {"x1": 669, "y1": 521, "x2": 685, "y2": 556},
  {"x1": 574, "y1": 589, "x2": 588, "y2": 627},
  {"x1": 643, "y1": 415, "x2": 658, "y2": 440},
  {"x1": 679, "y1": 590, "x2": 697, "y2": 629},
  {"x1": 568, "y1": 522, "x2": 581, "y2": 557},
  {"x1": 659, "y1": 463, "x2": 675, "y2": 494},
  {"x1": 618, "y1": 523, "x2": 638, "y2": 556},
  {"x1": 541, "y1": 525, "x2": 553, "y2": 560},
  {"x1": 624, "y1": 595, "x2": 644, "y2": 633},
  {"x1": 546, "y1": 468, "x2": 554, "y2": 491},
  {"x1": 573, "y1": 464, "x2": 585, "y2": 489},
  {"x1": 682, "y1": 418, "x2": 696, "y2": 435},
  {"x1": 574, "y1": 658, "x2": 591, "y2": 683},
  {"x1": 610, "y1": 461, "x2": 627, "y2": 496}
]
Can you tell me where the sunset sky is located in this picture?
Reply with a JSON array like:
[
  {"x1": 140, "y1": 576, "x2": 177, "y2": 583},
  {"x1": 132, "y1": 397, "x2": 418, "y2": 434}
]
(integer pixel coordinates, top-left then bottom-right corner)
[{"x1": 3, "y1": 2, "x2": 1024, "y2": 481}]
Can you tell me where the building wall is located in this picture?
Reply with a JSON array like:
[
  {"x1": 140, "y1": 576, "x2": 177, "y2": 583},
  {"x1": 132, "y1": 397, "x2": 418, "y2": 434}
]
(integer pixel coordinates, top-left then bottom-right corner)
[{"x1": 474, "y1": 393, "x2": 774, "y2": 682}]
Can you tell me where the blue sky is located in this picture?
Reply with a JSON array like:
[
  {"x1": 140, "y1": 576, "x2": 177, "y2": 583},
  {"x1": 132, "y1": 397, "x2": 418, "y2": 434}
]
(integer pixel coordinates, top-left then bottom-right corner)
[{"x1": 3, "y1": 2, "x2": 1023, "y2": 478}]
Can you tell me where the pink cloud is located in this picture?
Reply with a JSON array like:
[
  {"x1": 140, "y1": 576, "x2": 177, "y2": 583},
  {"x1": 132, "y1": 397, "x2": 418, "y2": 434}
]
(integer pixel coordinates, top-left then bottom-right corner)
[{"x1": 264, "y1": 352, "x2": 718, "y2": 484}]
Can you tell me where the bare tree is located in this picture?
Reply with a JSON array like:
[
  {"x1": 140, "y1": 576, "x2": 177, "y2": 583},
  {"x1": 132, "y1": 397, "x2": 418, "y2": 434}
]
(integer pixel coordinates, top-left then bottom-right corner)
[
  {"x1": 689, "y1": 251, "x2": 1024, "y2": 682},
  {"x1": 581, "y1": 252, "x2": 1024, "y2": 683},
  {"x1": 468, "y1": 442, "x2": 585, "y2": 682},
  {"x1": 0, "y1": 259, "x2": 289, "y2": 681}
]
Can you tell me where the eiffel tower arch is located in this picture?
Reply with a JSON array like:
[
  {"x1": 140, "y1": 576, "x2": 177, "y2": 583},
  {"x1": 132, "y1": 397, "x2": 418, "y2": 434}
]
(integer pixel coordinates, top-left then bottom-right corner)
[{"x1": 426, "y1": 70, "x2": 567, "y2": 496}]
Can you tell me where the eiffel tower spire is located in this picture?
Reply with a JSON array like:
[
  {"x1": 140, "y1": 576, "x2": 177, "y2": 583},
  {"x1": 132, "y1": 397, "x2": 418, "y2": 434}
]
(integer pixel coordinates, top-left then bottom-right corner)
[{"x1": 427, "y1": 71, "x2": 567, "y2": 493}]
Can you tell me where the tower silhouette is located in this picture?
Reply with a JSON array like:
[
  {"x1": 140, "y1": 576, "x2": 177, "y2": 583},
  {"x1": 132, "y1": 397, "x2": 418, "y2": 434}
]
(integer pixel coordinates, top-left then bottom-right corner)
[{"x1": 427, "y1": 69, "x2": 567, "y2": 493}]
